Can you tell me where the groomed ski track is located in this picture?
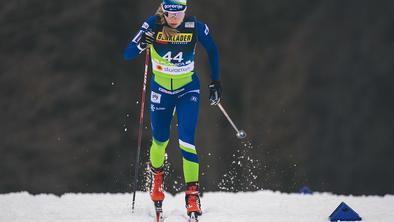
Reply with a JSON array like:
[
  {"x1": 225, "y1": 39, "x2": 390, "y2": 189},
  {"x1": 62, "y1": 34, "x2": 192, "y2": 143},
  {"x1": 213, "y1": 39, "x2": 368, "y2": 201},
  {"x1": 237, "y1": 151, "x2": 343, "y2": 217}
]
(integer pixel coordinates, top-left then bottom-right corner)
[{"x1": 1, "y1": 191, "x2": 393, "y2": 222}]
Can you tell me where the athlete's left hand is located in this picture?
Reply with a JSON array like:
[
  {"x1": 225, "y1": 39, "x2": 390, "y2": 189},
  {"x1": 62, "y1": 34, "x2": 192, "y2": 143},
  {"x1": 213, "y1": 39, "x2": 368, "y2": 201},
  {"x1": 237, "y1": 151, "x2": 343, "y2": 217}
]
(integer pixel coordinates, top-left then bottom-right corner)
[{"x1": 208, "y1": 81, "x2": 222, "y2": 105}]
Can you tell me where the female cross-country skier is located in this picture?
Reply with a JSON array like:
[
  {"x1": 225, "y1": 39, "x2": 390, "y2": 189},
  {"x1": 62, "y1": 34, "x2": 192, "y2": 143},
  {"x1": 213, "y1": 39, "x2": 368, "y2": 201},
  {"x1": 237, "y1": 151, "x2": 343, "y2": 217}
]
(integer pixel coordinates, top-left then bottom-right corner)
[{"x1": 124, "y1": 0, "x2": 221, "y2": 220}]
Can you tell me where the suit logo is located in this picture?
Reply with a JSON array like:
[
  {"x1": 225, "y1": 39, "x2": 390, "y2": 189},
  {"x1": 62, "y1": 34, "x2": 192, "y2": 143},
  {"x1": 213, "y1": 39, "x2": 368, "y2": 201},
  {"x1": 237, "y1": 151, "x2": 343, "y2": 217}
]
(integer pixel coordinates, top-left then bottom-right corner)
[
  {"x1": 185, "y1": 22, "x2": 195, "y2": 28},
  {"x1": 191, "y1": 96, "x2": 198, "y2": 102},
  {"x1": 156, "y1": 32, "x2": 193, "y2": 44},
  {"x1": 151, "y1": 92, "x2": 162, "y2": 104}
]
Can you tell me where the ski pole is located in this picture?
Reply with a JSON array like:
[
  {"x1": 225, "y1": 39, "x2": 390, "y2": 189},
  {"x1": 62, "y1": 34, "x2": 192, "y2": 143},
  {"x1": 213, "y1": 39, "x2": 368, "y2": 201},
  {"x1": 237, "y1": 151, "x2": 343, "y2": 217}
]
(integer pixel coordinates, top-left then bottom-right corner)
[
  {"x1": 217, "y1": 103, "x2": 247, "y2": 139},
  {"x1": 132, "y1": 48, "x2": 150, "y2": 213}
]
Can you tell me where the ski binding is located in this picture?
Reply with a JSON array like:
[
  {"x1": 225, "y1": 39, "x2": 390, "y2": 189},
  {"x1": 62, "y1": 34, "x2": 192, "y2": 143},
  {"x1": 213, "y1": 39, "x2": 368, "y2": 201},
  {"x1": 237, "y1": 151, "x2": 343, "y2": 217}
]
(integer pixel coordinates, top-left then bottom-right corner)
[{"x1": 188, "y1": 212, "x2": 199, "y2": 222}]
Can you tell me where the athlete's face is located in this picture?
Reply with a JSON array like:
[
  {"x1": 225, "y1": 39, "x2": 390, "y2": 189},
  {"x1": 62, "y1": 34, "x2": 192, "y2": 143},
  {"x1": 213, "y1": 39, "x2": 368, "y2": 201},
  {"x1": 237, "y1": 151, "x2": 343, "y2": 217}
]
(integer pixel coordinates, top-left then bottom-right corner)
[{"x1": 163, "y1": 9, "x2": 185, "y2": 28}]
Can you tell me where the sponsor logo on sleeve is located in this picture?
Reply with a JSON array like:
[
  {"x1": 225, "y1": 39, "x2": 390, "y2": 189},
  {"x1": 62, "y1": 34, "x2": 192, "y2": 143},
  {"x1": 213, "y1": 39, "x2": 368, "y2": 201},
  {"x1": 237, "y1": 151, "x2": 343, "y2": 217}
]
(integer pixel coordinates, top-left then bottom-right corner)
[
  {"x1": 204, "y1": 24, "x2": 209, "y2": 35},
  {"x1": 142, "y1": 22, "x2": 149, "y2": 29},
  {"x1": 185, "y1": 22, "x2": 195, "y2": 28}
]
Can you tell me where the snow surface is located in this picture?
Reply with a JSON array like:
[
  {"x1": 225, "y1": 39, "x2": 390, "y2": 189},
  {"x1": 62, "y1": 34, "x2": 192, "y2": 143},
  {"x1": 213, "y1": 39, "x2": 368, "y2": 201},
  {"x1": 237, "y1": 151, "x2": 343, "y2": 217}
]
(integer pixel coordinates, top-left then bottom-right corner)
[{"x1": 1, "y1": 191, "x2": 393, "y2": 222}]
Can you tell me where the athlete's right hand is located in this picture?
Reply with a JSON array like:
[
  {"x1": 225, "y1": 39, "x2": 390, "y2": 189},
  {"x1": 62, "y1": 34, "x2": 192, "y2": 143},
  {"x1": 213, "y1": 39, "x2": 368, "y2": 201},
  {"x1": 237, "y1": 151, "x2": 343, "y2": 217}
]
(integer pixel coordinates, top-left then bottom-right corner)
[
  {"x1": 208, "y1": 81, "x2": 222, "y2": 105},
  {"x1": 139, "y1": 30, "x2": 155, "y2": 49}
]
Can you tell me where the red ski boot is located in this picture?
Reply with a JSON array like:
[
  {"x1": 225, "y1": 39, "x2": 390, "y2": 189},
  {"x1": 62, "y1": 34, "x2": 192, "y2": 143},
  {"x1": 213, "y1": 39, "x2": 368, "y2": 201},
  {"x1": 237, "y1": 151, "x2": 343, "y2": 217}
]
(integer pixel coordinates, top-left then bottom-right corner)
[
  {"x1": 150, "y1": 165, "x2": 165, "y2": 202},
  {"x1": 150, "y1": 165, "x2": 165, "y2": 222},
  {"x1": 185, "y1": 182, "x2": 202, "y2": 218}
]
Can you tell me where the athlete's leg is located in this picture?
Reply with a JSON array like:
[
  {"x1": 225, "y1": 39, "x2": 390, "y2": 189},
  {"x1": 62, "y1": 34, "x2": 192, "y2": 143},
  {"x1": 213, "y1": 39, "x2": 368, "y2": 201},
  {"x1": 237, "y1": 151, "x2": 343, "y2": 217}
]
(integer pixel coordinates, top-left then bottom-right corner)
[
  {"x1": 176, "y1": 89, "x2": 200, "y2": 183},
  {"x1": 149, "y1": 86, "x2": 175, "y2": 169}
]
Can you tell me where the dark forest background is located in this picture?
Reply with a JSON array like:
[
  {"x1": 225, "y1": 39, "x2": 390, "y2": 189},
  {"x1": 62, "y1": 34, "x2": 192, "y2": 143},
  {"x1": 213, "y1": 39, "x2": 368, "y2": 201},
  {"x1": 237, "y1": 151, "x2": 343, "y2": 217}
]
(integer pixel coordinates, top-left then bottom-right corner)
[{"x1": 1, "y1": 0, "x2": 394, "y2": 196}]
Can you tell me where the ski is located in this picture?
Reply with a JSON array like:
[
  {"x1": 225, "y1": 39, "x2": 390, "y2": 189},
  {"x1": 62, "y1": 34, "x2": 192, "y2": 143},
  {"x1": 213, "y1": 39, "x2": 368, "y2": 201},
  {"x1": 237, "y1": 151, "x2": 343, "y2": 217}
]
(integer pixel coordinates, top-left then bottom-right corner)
[
  {"x1": 188, "y1": 212, "x2": 199, "y2": 222},
  {"x1": 153, "y1": 201, "x2": 164, "y2": 222}
]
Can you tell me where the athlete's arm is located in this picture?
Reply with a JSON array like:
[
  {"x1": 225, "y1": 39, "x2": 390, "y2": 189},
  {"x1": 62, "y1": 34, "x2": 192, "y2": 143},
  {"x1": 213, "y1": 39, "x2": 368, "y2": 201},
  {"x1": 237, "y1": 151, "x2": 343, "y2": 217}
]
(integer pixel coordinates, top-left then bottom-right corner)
[
  {"x1": 196, "y1": 21, "x2": 220, "y2": 81},
  {"x1": 123, "y1": 16, "x2": 156, "y2": 60}
]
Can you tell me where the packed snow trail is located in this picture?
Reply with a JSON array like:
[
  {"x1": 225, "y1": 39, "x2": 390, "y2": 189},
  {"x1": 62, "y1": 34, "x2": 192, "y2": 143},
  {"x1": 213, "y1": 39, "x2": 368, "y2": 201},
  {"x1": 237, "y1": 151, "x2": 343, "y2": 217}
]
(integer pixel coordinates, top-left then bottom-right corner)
[{"x1": 1, "y1": 191, "x2": 394, "y2": 222}]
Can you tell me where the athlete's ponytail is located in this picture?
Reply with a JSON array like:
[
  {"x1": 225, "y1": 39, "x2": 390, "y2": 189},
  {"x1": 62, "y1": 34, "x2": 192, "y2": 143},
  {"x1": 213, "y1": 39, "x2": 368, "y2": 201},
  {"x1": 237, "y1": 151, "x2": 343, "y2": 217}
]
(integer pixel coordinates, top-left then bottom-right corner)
[
  {"x1": 155, "y1": 4, "x2": 166, "y2": 25},
  {"x1": 155, "y1": 4, "x2": 179, "y2": 39}
]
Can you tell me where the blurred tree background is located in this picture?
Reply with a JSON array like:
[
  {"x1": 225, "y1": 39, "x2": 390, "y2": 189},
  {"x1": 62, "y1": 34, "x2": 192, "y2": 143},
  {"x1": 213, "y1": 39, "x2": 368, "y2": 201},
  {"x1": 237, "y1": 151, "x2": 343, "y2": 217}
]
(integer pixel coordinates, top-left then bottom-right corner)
[{"x1": 1, "y1": 0, "x2": 393, "y2": 195}]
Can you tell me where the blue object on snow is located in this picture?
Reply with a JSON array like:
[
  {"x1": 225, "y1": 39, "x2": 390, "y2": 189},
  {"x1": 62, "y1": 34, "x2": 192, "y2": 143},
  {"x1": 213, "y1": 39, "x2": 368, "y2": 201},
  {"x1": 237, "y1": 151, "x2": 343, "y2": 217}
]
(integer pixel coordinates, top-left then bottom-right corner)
[
  {"x1": 299, "y1": 186, "x2": 313, "y2": 194},
  {"x1": 329, "y1": 202, "x2": 362, "y2": 221}
]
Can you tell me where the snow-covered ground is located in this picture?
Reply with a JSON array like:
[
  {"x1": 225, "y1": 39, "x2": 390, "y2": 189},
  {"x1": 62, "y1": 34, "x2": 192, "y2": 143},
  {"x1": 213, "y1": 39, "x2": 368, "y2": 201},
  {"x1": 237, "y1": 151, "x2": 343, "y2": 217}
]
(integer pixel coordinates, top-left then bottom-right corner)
[{"x1": 1, "y1": 191, "x2": 393, "y2": 222}]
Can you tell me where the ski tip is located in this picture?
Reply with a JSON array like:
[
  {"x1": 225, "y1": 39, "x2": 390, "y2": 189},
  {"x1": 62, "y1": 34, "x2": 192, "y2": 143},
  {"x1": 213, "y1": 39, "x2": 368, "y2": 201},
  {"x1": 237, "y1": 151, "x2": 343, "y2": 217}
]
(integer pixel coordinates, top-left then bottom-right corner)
[{"x1": 155, "y1": 212, "x2": 164, "y2": 222}]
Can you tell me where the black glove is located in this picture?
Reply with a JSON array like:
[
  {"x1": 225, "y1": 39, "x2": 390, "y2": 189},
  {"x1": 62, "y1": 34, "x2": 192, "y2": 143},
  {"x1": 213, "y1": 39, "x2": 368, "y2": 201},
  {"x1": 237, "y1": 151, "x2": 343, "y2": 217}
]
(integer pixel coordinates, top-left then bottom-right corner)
[
  {"x1": 139, "y1": 30, "x2": 155, "y2": 49},
  {"x1": 208, "y1": 81, "x2": 222, "y2": 105}
]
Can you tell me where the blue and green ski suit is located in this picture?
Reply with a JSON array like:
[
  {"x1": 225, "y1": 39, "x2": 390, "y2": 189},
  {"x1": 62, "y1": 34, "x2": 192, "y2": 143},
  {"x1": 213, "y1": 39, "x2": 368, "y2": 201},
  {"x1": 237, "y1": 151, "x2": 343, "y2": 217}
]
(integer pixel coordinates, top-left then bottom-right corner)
[{"x1": 124, "y1": 15, "x2": 219, "y2": 183}]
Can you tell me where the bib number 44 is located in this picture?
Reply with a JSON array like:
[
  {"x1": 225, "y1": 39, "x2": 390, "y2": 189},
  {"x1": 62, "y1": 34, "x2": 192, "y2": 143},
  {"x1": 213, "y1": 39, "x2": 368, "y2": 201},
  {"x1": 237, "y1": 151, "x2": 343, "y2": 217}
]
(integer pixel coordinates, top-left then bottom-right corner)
[{"x1": 163, "y1": 51, "x2": 184, "y2": 63}]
